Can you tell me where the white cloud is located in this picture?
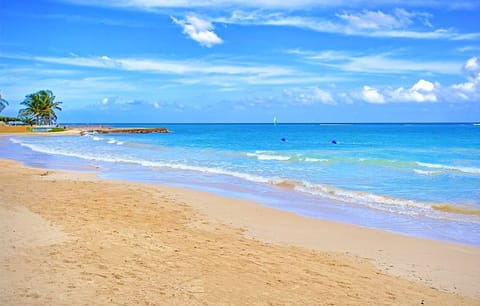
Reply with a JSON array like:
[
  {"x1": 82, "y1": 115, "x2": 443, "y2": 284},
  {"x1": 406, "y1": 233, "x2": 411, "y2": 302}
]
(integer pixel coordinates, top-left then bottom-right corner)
[
  {"x1": 283, "y1": 87, "x2": 336, "y2": 105},
  {"x1": 361, "y1": 86, "x2": 385, "y2": 104},
  {"x1": 457, "y1": 46, "x2": 480, "y2": 52},
  {"x1": 215, "y1": 9, "x2": 480, "y2": 41},
  {"x1": 62, "y1": 0, "x2": 331, "y2": 9},
  {"x1": 450, "y1": 57, "x2": 480, "y2": 100},
  {"x1": 337, "y1": 8, "x2": 434, "y2": 31},
  {"x1": 464, "y1": 56, "x2": 479, "y2": 74},
  {"x1": 1, "y1": 53, "x2": 348, "y2": 93},
  {"x1": 290, "y1": 49, "x2": 462, "y2": 75},
  {"x1": 337, "y1": 9, "x2": 414, "y2": 30},
  {"x1": 360, "y1": 58, "x2": 480, "y2": 103},
  {"x1": 311, "y1": 87, "x2": 335, "y2": 105},
  {"x1": 451, "y1": 79, "x2": 477, "y2": 100},
  {"x1": 393, "y1": 80, "x2": 438, "y2": 102},
  {"x1": 363, "y1": 79, "x2": 438, "y2": 103},
  {"x1": 451, "y1": 80, "x2": 480, "y2": 101},
  {"x1": 411, "y1": 79, "x2": 435, "y2": 92},
  {"x1": 55, "y1": 0, "x2": 480, "y2": 40},
  {"x1": 61, "y1": 0, "x2": 480, "y2": 10},
  {"x1": 172, "y1": 15, "x2": 223, "y2": 47},
  {"x1": 4, "y1": 53, "x2": 293, "y2": 77}
]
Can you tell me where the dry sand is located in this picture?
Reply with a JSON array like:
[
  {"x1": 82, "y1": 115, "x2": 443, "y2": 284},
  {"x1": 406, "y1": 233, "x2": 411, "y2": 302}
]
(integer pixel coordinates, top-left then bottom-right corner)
[{"x1": 1, "y1": 158, "x2": 479, "y2": 305}]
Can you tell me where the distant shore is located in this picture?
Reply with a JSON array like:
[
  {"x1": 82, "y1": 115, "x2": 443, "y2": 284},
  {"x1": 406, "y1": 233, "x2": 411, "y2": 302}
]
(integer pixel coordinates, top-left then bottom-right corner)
[
  {"x1": 80, "y1": 127, "x2": 169, "y2": 135},
  {"x1": 0, "y1": 125, "x2": 169, "y2": 136},
  {"x1": 1, "y1": 148, "x2": 479, "y2": 304}
]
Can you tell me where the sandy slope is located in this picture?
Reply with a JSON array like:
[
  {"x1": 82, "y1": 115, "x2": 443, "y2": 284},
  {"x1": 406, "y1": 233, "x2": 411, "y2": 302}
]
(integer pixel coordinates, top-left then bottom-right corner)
[{"x1": 1, "y1": 159, "x2": 479, "y2": 305}]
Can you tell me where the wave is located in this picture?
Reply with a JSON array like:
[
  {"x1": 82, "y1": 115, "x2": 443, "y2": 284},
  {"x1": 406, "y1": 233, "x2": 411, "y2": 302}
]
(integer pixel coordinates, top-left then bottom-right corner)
[
  {"x1": 246, "y1": 152, "x2": 291, "y2": 161},
  {"x1": 304, "y1": 157, "x2": 329, "y2": 163},
  {"x1": 413, "y1": 169, "x2": 441, "y2": 176},
  {"x1": 245, "y1": 152, "x2": 422, "y2": 169},
  {"x1": 9, "y1": 138, "x2": 271, "y2": 184},
  {"x1": 10, "y1": 138, "x2": 479, "y2": 220},
  {"x1": 416, "y1": 162, "x2": 480, "y2": 175},
  {"x1": 245, "y1": 152, "x2": 480, "y2": 178},
  {"x1": 246, "y1": 151, "x2": 329, "y2": 163},
  {"x1": 431, "y1": 204, "x2": 480, "y2": 216},
  {"x1": 107, "y1": 138, "x2": 124, "y2": 145},
  {"x1": 272, "y1": 179, "x2": 480, "y2": 220}
]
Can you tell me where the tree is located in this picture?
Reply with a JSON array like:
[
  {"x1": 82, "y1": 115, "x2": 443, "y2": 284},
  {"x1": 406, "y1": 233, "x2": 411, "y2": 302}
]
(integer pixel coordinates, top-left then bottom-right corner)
[
  {"x1": 19, "y1": 90, "x2": 62, "y2": 125},
  {"x1": 0, "y1": 93, "x2": 8, "y2": 114},
  {"x1": 19, "y1": 115, "x2": 35, "y2": 126}
]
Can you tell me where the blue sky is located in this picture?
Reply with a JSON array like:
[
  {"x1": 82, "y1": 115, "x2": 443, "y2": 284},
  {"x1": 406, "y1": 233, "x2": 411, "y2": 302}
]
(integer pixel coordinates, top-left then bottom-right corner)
[{"x1": 0, "y1": 0, "x2": 479, "y2": 123}]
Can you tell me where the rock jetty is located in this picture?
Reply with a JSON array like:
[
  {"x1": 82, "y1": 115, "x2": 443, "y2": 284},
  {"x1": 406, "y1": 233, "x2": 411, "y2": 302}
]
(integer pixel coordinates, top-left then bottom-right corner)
[{"x1": 80, "y1": 128, "x2": 169, "y2": 135}]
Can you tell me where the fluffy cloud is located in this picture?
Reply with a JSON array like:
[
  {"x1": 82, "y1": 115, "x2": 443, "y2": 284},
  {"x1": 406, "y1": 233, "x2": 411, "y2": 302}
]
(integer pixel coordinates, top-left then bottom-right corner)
[
  {"x1": 464, "y1": 56, "x2": 479, "y2": 75},
  {"x1": 390, "y1": 79, "x2": 438, "y2": 102},
  {"x1": 361, "y1": 80, "x2": 439, "y2": 104},
  {"x1": 172, "y1": 15, "x2": 223, "y2": 47},
  {"x1": 361, "y1": 86, "x2": 385, "y2": 104},
  {"x1": 359, "y1": 57, "x2": 480, "y2": 104},
  {"x1": 283, "y1": 87, "x2": 336, "y2": 105},
  {"x1": 450, "y1": 56, "x2": 480, "y2": 100}
]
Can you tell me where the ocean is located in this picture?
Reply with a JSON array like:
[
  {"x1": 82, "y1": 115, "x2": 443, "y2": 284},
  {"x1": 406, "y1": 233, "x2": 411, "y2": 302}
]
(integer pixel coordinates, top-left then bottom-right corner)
[{"x1": 2, "y1": 123, "x2": 480, "y2": 245}]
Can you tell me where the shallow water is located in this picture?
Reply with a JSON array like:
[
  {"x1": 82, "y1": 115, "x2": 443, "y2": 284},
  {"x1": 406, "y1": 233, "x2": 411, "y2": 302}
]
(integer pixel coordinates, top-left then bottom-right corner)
[{"x1": 2, "y1": 123, "x2": 479, "y2": 245}]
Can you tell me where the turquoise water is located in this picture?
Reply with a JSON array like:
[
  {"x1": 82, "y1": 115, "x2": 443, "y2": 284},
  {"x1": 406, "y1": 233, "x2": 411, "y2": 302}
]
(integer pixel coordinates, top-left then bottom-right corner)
[{"x1": 3, "y1": 123, "x2": 480, "y2": 245}]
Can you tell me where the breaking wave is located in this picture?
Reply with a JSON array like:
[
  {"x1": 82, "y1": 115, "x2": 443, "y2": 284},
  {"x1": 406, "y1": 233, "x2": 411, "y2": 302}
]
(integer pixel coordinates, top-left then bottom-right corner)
[
  {"x1": 413, "y1": 169, "x2": 441, "y2": 176},
  {"x1": 246, "y1": 151, "x2": 329, "y2": 163},
  {"x1": 416, "y1": 162, "x2": 480, "y2": 175},
  {"x1": 9, "y1": 137, "x2": 479, "y2": 221}
]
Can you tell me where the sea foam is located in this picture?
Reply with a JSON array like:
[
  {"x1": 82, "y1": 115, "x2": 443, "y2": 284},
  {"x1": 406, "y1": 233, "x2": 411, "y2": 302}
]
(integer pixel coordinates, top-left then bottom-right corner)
[{"x1": 416, "y1": 162, "x2": 480, "y2": 175}]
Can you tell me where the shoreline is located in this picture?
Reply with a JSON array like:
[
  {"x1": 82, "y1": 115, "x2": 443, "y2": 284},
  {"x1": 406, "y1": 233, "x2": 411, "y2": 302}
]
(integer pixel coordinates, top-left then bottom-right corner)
[
  {"x1": 3, "y1": 132, "x2": 479, "y2": 246},
  {"x1": 1, "y1": 157, "x2": 480, "y2": 304}
]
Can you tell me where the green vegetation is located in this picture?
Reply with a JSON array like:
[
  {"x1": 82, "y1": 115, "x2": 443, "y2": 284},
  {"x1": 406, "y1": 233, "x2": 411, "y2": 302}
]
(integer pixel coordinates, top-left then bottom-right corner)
[
  {"x1": 48, "y1": 127, "x2": 66, "y2": 132},
  {"x1": 0, "y1": 90, "x2": 64, "y2": 127},
  {"x1": 0, "y1": 116, "x2": 20, "y2": 123},
  {"x1": 19, "y1": 90, "x2": 62, "y2": 125},
  {"x1": 20, "y1": 116, "x2": 35, "y2": 126},
  {"x1": 0, "y1": 93, "x2": 8, "y2": 114}
]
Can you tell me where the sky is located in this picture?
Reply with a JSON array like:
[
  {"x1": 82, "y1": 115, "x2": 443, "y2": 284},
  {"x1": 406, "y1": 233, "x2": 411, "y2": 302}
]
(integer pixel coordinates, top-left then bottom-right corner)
[{"x1": 0, "y1": 0, "x2": 479, "y2": 123}]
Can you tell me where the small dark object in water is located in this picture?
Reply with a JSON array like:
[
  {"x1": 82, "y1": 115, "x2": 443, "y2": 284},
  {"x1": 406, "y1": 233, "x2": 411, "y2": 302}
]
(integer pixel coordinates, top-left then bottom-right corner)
[
  {"x1": 331, "y1": 140, "x2": 337, "y2": 144},
  {"x1": 281, "y1": 138, "x2": 286, "y2": 142}
]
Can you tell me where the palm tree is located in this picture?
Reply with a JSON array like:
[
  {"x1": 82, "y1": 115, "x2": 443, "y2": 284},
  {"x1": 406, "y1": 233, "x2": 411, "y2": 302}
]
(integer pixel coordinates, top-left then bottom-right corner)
[
  {"x1": 0, "y1": 93, "x2": 8, "y2": 113},
  {"x1": 19, "y1": 90, "x2": 62, "y2": 125},
  {"x1": 19, "y1": 93, "x2": 44, "y2": 125},
  {"x1": 41, "y1": 91, "x2": 62, "y2": 124}
]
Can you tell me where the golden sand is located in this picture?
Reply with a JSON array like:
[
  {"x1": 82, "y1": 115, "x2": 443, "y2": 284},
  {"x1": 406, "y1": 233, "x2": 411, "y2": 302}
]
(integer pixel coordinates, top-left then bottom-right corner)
[{"x1": 1, "y1": 159, "x2": 479, "y2": 305}]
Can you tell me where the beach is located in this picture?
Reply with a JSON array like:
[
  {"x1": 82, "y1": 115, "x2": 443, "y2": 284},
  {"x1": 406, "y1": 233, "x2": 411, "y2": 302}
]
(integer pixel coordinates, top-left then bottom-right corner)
[{"x1": 1, "y1": 155, "x2": 480, "y2": 305}]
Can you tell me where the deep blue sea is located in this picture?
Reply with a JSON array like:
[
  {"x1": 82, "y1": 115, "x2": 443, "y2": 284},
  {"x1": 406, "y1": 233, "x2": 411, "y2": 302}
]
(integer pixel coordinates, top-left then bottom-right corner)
[{"x1": 2, "y1": 123, "x2": 480, "y2": 245}]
